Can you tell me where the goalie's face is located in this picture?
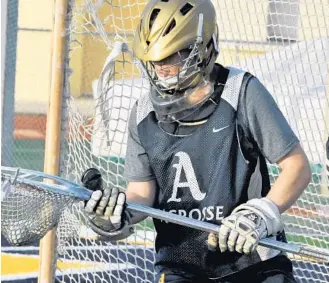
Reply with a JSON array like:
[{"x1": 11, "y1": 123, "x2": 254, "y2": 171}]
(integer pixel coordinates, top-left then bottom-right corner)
[
  {"x1": 153, "y1": 55, "x2": 212, "y2": 106},
  {"x1": 153, "y1": 55, "x2": 183, "y2": 80},
  {"x1": 147, "y1": 49, "x2": 198, "y2": 94}
]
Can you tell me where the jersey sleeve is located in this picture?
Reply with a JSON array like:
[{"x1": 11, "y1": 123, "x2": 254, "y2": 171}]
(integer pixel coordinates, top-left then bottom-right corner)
[
  {"x1": 123, "y1": 103, "x2": 156, "y2": 182},
  {"x1": 239, "y1": 76, "x2": 300, "y2": 164}
]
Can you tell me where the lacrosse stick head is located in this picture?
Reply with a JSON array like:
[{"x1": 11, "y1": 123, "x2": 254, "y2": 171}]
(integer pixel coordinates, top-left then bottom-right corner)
[{"x1": 1, "y1": 167, "x2": 92, "y2": 246}]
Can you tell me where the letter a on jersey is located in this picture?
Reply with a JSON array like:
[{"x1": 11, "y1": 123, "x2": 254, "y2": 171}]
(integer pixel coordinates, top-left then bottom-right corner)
[{"x1": 168, "y1": 152, "x2": 206, "y2": 202}]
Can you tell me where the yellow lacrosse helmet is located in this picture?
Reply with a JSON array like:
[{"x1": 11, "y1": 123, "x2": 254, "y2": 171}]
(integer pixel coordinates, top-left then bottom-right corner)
[
  {"x1": 133, "y1": 0, "x2": 219, "y2": 122},
  {"x1": 133, "y1": 0, "x2": 219, "y2": 92}
]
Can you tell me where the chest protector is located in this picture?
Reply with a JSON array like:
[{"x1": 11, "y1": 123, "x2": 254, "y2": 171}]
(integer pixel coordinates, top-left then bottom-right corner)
[{"x1": 136, "y1": 67, "x2": 275, "y2": 278}]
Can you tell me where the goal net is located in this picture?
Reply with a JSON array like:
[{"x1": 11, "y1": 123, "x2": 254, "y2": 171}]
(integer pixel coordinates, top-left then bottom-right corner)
[{"x1": 25, "y1": 0, "x2": 329, "y2": 282}]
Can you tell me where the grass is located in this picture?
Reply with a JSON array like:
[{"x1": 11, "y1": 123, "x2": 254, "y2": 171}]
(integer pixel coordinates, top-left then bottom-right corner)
[{"x1": 286, "y1": 234, "x2": 329, "y2": 249}]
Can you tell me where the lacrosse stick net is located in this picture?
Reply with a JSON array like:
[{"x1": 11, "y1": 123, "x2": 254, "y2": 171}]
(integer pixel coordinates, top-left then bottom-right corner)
[{"x1": 0, "y1": 167, "x2": 91, "y2": 246}]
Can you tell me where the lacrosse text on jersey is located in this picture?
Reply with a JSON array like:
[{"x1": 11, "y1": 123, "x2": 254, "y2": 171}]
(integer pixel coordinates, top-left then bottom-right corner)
[{"x1": 167, "y1": 205, "x2": 225, "y2": 221}]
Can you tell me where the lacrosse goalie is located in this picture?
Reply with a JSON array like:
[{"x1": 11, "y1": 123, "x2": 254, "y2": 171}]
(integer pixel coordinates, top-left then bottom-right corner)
[{"x1": 83, "y1": 0, "x2": 311, "y2": 282}]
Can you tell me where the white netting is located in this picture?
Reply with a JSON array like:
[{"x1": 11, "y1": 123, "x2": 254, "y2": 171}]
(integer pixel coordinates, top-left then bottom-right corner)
[{"x1": 56, "y1": 1, "x2": 329, "y2": 282}]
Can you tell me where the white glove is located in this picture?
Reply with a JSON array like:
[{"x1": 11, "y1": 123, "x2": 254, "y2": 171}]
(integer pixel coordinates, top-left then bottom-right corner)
[
  {"x1": 214, "y1": 198, "x2": 283, "y2": 254},
  {"x1": 84, "y1": 188, "x2": 134, "y2": 241}
]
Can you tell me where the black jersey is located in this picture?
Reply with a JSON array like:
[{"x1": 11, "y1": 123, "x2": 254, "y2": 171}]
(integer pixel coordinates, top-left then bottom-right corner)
[{"x1": 136, "y1": 67, "x2": 282, "y2": 278}]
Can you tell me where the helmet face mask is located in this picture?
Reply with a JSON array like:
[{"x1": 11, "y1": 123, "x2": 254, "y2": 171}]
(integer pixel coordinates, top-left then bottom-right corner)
[
  {"x1": 133, "y1": 0, "x2": 219, "y2": 123},
  {"x1": 146, "y1": 46, "x2": 203, "y2": 96}
]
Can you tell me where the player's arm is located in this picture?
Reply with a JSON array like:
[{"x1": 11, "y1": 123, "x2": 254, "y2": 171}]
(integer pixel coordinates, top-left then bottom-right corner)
[
  {"x1": 124, "y1": 101, "x2": 158, "y2": 225},
  {"x1": 215, "y1": 144, "x2": 311, "y2": 254},
  {"x1": 266, "y1": 143, "x2": 311, "y2": 213},
  {"x1": 82, "y1": 103, "x2": 157, "y2": 241},
  {"x1": 125, "y1": 180, "x2": 157, "y2": 224},
  {"x1": 210, "y1": 76, "x2": 311, "y2": 254}
]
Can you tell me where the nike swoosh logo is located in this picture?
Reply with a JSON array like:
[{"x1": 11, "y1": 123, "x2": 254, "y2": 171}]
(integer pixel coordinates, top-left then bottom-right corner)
[{"x1": 212, "y1": 125, "x2": 231, "y2": 133}]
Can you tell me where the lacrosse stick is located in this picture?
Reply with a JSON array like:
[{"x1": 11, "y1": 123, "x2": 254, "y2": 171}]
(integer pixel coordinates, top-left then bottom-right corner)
[{"x1": 1, "y1": 166, "x2": 328, "y2": 261}]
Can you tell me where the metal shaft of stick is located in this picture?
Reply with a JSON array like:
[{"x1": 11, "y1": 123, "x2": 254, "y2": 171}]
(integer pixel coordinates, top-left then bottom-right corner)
[{"x1": 126, "y1": 202, "x2": 329, "y2": 261}]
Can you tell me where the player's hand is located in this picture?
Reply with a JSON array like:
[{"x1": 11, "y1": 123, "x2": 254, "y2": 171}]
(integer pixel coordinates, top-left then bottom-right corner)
[
  {"x1": 81, "y1": 168, "x2": 134, "y2": 240},
  {"x1": 208, "y1": 198, "x2": 283, "y2": 254},
  {"x1": 84, "y1": 187, "x2": 126, "y2": 233}
]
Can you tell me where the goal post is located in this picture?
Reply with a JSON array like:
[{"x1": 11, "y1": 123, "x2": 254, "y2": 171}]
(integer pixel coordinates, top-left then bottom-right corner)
[{"x1": 38, "y1": 0, "x2": 69, "y2": 282}]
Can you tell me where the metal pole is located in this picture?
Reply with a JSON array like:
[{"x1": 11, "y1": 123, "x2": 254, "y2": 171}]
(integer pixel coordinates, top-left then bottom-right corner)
[{"x1": 38, "y1": 0, "x2": 68, "y2": 282}]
